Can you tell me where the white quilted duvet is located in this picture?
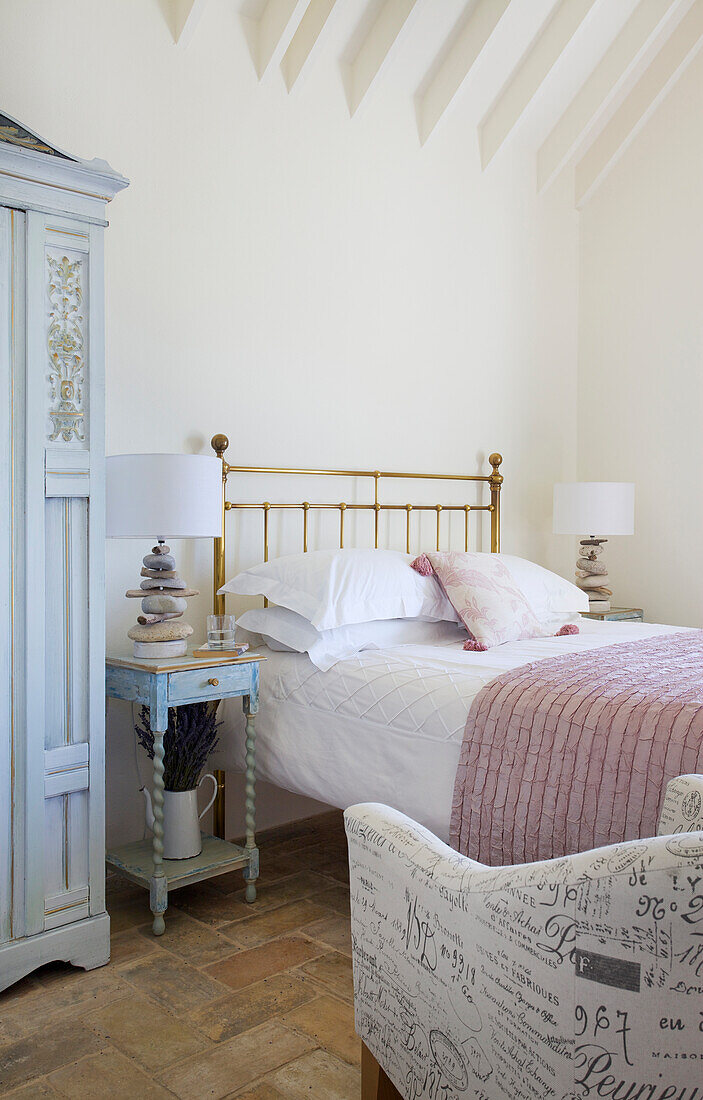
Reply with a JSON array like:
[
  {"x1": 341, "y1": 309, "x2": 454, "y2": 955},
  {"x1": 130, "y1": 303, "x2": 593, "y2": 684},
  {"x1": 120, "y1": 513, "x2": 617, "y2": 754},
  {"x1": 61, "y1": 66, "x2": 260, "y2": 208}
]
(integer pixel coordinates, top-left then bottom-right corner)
[{"x1": 216, "y1": 618, "x2": 681, "y2": 840}]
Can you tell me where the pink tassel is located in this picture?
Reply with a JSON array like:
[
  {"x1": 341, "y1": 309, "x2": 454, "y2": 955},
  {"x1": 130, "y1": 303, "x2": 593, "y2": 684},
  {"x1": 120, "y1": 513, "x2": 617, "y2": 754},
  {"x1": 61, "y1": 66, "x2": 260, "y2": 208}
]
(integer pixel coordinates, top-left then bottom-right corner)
[
  {"x1": 555, "y1": 624, "x2": 579, "y2": 636},
  {"x1": 411, "y1": 553, "x2": 434, "y2": 576},
  {"x1": 463, "y1": 638, "x2": 488, "y2": 652}
]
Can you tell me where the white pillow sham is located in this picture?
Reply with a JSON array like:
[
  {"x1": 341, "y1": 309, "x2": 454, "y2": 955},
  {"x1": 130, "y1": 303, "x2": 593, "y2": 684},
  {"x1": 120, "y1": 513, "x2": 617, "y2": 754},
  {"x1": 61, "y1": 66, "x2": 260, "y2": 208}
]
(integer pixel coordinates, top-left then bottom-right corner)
[
  {"x1": 236, "y1": 606, "x2": 466, "y2": 671},
  {"x1": 497, "y1": 554, "x2": 588, "y2": 621},
  {"x1": 220, "y1": 549, "x2": 459, "y2": 631}
]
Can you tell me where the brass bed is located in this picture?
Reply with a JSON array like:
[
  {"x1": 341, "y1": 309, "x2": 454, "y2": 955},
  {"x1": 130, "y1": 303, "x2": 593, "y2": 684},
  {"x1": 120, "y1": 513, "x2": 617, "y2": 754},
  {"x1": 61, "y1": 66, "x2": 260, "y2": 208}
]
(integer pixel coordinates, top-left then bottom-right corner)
[{"x1": 208, "y1": 432, "x2": 504, "y2": 837}]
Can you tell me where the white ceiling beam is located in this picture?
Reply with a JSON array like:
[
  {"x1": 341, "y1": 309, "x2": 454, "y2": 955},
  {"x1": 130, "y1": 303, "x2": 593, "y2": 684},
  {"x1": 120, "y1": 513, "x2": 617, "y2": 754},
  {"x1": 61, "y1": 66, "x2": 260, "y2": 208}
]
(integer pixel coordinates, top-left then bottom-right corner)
[
  {"x1": 575, "y1": 0, "x2": 703, "y2": 205},
  {"x1": 170, "y1": 0, "x2": 209, "y2": 47},
  {"x1": 480, "y1": 0, "x2": 597, "y2": 169},
  {"x1": 257, "y1": 0, "x2": 311, "y2": 79},
  {"x1": 281, "y1": 0, "x2": 338, "y2": 91},
  {"x1": 416, "y1": 0, "x2": 511, "y2": 146},
  {"x1": 538, "y1": 0, "x2": 685, "y2": 192},
  {"x1": 348, "y1": 0, "x2": 419, "y2": 117}
]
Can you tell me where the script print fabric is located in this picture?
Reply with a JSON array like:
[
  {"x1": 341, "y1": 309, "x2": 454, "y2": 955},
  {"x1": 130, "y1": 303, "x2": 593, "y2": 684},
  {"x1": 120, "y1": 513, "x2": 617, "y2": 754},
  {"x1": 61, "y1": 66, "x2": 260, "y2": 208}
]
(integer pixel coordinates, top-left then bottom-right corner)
[
  {"x1": 451, "y1": 630, "x2": 703, "y2": 865},
  {"x1": 346, "y1": 781, "x2": 703, "y2": 1100}
]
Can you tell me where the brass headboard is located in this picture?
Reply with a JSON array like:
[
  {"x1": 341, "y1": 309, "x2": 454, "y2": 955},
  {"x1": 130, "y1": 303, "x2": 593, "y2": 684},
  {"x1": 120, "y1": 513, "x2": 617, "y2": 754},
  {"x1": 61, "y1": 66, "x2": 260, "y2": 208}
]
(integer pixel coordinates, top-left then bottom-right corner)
[{"x1": 210, "y1": 433, "x2": 504, "y2": 616}]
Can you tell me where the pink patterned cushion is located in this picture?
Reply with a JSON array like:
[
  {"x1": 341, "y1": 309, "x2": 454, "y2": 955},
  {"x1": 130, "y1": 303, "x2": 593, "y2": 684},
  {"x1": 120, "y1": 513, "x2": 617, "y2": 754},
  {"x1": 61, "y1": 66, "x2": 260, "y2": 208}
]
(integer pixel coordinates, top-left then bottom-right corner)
[{"x1": 411, "y1": 551, "x2": 547, "y2": 649}]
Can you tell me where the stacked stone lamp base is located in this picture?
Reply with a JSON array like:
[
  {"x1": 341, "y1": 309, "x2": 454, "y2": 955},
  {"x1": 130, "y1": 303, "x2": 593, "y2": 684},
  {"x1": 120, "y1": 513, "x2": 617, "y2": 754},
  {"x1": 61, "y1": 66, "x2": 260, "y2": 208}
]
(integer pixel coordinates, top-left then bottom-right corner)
[
  {"x1": 575, "y1": 537, "x2": 612, "y2": 613},
  {"x1": 126, "y1": 543, "x2": 199, "y2": 657}
]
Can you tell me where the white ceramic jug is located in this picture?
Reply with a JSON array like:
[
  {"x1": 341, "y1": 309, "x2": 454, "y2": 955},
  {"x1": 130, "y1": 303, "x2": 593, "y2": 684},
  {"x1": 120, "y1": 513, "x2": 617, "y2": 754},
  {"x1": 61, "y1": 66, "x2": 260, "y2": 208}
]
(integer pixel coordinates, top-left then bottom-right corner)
[{"x1": 143, "y1": 773, "x2": 218, "y2": 859}]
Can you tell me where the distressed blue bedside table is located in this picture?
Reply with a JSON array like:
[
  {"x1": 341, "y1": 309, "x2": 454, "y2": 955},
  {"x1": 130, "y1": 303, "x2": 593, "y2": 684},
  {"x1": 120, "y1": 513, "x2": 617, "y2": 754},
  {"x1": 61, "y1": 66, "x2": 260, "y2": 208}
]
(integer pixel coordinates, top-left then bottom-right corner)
[{"x1": 105, "y1": 649, "x2": 264, "y2": 935}]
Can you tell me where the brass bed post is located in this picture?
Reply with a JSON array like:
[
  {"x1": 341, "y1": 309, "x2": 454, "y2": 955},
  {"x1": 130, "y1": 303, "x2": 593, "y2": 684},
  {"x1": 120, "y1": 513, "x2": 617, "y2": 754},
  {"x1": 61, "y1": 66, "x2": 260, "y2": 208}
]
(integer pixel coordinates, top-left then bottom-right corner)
[
  {"x1": 212, "y1": 433, "x2": 229, "y2": 614},
  {"x1": 211, "y1": 433, "x2": 229, "y2": 839},
  {"x1": 489, "y1": 453, "x2": 503, "y2": 553}
]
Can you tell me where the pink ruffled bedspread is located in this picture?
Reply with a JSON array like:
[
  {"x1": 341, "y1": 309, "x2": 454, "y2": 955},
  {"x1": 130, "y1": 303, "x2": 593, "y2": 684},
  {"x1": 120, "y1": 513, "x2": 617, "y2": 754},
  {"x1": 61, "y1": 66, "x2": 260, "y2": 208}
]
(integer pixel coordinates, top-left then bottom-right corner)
[{"x1": 450, "y1": 630, "x2": 703, "y2": 865}]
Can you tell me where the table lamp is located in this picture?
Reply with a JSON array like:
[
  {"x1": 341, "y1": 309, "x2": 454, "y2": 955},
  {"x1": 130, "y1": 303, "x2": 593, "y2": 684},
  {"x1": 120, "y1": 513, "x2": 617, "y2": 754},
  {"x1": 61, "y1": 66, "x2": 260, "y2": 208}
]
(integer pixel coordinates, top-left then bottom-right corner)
[
  {"x1": 107, "y1": 453, "x2": 222, "y2": 657},
  {"x1": 553, "y1": 482, "x2": 635, "y2": 613}
]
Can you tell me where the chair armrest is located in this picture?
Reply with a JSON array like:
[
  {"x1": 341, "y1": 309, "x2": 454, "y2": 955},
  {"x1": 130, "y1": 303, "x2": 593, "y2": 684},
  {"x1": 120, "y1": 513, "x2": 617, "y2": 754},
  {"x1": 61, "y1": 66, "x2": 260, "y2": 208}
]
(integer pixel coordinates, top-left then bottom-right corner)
[
  {"x1": 345, "y1": 800, "x2": 486, "y2": 881},
  {"x1": 658, "y1": 773, "x2": 703, "y2": 834}
]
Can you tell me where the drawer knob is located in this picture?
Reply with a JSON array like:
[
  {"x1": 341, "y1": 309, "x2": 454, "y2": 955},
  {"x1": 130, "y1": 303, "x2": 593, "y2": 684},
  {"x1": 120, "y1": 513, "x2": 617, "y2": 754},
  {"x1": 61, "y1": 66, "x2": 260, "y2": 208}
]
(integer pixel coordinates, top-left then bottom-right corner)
[{"x1": 208, "y1": 677, "x2": 219, "y2": 687}]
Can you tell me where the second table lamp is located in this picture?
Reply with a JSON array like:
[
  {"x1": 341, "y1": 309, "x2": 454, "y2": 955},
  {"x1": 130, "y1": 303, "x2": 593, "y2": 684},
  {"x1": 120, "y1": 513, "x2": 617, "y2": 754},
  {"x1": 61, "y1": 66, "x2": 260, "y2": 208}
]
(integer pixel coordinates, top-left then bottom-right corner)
[
  {"x1": 553, "y1": 481, "x2": 635, "y2": 613},
  {"x1": 107, "y1": 453, "x2": 222, "y2": 656}
]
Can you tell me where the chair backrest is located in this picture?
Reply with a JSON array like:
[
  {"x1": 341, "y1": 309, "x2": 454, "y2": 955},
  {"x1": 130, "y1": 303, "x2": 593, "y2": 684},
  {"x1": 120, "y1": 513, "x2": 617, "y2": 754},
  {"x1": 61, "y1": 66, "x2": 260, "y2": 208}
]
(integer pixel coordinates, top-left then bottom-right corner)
[{"x1": 346, "y1": 774, "x2": 703, "y2": 1099}]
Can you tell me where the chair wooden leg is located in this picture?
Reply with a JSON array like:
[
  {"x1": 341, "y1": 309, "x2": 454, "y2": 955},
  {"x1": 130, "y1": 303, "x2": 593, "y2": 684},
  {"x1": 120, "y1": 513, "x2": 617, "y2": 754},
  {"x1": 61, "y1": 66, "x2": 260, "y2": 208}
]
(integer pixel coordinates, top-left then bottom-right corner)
[
  {"x1": 361, "y1": 1043, "x2": 381, "y2": 1100},
  {"x1": 361, "y1": 1043, "x2": 404, "y2": 1100}
]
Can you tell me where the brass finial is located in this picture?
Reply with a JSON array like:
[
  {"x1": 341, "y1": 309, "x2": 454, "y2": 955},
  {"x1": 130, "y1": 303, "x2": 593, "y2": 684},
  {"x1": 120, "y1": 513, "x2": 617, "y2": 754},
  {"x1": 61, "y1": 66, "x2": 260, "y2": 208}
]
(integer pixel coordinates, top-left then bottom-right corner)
[
  {"x1": 211, "y1": 433, "x2": 229, "y2": 458},
  {"x1": 489, "y1": 453, "x2": 503, "y2": 488}
]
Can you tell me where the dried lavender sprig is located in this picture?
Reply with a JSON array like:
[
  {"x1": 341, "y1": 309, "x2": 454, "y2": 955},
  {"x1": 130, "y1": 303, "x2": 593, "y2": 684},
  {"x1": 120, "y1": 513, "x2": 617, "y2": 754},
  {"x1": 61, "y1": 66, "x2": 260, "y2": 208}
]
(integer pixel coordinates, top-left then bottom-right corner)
[{"x1": 135, "y1": 703, "x2": 220, "y2": 792}]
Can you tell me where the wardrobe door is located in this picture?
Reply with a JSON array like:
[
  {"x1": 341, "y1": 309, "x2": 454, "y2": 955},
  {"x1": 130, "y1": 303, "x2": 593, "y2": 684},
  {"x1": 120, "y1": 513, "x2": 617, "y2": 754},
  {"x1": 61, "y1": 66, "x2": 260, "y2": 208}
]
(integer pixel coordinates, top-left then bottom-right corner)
[
  {"x1": 0, "y1": 207, "x2": 9, "y2": 946},
  {"x1": 23, "y1": 211, "x2": 106, "y2": 935},
  {"x1": 0, "y1": 205, "x2": 26, "y2": 946}
]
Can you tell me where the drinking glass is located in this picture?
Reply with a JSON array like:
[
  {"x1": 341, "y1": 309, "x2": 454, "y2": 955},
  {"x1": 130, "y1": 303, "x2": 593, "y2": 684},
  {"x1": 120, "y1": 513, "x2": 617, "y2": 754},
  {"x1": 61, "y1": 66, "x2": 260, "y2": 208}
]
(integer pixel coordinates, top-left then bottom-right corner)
[{"x1": 207, "y1": 614, "x2": 236, "y2": 650}]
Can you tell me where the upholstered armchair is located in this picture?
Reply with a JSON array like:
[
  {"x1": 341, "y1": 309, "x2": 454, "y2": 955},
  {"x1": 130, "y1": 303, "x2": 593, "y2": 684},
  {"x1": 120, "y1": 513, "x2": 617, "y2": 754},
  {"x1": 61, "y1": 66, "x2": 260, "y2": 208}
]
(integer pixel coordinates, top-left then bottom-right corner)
[{"x1": 346, "y1": 774, "x2": 703, "y2": 1100}]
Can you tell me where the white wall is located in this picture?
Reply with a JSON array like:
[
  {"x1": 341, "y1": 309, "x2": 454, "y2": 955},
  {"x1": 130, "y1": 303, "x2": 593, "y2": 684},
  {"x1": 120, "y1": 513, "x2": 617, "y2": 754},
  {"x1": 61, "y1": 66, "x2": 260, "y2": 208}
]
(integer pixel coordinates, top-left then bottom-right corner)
[
  {"x1": 578, "y1": 49, "x2": 703, "y2": 629},
  {"x1": 0, "y1": 0, "x2": 580, "y2": 845}
]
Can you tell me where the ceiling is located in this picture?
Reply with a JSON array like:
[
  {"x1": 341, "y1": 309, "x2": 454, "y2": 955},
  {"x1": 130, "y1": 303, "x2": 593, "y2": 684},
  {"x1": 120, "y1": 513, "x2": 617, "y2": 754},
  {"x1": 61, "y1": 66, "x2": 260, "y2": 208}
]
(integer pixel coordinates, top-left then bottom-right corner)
[{"x1": 164, "y1": 0, "x2": 703, "y2": 206}]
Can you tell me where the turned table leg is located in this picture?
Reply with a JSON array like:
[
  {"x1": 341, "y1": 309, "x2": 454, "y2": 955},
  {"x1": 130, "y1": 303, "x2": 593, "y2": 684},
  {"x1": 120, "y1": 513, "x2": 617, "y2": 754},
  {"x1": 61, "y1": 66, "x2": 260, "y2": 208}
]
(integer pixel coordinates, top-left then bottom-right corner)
[
  {"x1": 149, "y1": 706, "x2": 168, "y2": 935},
  {"x1": 243, "y1": 704, "x2": 258, "y2": 903}
]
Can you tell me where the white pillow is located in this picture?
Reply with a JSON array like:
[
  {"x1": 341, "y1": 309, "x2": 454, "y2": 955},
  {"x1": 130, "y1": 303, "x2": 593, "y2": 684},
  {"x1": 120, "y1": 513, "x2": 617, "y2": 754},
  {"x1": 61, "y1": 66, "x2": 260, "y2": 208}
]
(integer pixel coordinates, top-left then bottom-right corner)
[
  {"x1": 236, "y1": 606, "x2": 466, "y2": 671},
  {"x1": 220, "y1": 549, "x2": 459, "y2": 631},
  {"x1": 497, "y1": 554, "x2": 588, "y2": 620}
]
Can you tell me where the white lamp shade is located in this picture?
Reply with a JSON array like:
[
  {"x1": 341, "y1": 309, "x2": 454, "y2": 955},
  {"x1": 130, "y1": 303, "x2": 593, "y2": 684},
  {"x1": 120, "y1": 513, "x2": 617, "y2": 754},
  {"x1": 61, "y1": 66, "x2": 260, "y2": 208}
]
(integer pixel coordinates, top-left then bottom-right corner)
[
  {"x1": 553, "y1": 482, "x2": 635, "y2": 536},
  {"x1": 106, "y1": 454, "x2": 222, "y2": 539}
]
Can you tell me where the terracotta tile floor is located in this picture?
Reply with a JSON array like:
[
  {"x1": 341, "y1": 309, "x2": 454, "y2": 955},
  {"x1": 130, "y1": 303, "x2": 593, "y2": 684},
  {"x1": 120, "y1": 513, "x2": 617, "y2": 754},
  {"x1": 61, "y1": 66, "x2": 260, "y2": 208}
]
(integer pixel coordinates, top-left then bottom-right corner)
[{"x1": 0, "y1": 811, "x2": 359, "y2": 1099}]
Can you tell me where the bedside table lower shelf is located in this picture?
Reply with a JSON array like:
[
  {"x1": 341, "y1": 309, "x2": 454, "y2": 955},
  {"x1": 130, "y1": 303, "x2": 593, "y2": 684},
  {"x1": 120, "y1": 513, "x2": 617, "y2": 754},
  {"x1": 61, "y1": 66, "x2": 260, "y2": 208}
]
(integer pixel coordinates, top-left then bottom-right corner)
[{"x1": 106, "y1": 834, "x2": 251, "y2": 893}]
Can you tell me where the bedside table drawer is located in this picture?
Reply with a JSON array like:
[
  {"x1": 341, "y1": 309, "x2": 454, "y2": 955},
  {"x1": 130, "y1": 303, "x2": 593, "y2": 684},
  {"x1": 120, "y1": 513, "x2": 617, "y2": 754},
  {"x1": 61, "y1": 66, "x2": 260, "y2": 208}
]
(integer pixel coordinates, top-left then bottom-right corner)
[{"x1": 168, "y1": 663, "x2": 254, "y2": 704}]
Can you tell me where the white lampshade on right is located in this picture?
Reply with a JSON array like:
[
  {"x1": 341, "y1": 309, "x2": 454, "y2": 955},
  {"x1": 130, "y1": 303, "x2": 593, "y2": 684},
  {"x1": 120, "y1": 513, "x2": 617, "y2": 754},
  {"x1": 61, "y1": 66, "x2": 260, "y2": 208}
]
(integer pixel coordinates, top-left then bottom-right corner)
[
  {"x1": 553, "y1": 482, "x2": 635, "y2": 537},
  {"x1": 553, "y1": 482, "x2": 635, "y2": 614}
]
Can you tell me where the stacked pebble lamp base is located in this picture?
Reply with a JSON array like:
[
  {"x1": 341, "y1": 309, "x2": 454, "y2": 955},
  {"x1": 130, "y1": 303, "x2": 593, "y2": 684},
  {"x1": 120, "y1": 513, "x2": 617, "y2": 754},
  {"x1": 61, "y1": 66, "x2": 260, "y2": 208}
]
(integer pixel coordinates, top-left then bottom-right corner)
[
  {"x1": 125, "y1": 542, "x2": 199, "y2": 657},
  {"x1": 575, "y1": 537, "x2": 612, "y2": 613}
]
